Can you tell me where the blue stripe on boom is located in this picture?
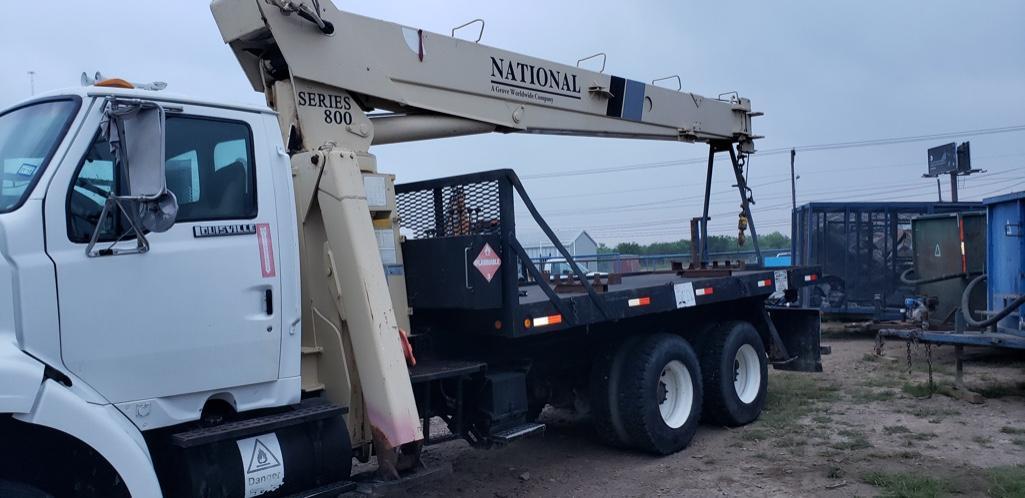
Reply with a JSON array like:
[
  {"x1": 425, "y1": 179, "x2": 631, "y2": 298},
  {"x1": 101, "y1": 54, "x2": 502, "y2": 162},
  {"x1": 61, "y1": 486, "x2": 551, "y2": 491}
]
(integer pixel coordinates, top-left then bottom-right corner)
[{"x1": 622, "y1": 79, "x2": 645, "y2": 121}]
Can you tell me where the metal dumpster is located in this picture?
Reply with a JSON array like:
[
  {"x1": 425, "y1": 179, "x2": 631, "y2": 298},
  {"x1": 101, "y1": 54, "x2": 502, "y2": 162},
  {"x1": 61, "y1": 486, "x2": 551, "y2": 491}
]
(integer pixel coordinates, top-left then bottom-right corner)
[
  {"x1": 909, "y1": 212, "x2": 986, "y2": 327},
  {"x1": 792, "y1": 201, "x2": 981, "y2": 320},
  {"x1": 983, "y1": 191, "x2": 1025, "y2": 335}
]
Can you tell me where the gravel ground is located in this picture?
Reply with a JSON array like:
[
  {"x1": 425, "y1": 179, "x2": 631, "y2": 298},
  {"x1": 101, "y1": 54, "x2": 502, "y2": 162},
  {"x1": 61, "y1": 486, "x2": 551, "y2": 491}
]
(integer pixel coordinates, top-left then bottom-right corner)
[{"x1": 357, "y1": 327, "x2": 1025, "y2": 497}]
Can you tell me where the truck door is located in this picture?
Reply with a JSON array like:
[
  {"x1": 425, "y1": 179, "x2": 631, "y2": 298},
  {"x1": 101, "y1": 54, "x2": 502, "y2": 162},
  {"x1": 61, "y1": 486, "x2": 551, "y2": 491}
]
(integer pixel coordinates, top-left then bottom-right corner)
[{"x1": 44, "y1": 104, "x2": 283, "y2": 405}]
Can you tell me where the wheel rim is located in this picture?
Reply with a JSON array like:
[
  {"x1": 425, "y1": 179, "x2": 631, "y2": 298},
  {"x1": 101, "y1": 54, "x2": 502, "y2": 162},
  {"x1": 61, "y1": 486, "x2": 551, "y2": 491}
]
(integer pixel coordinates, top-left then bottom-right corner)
[
  {"x1": 657, "y1": 359, "x2": 694, "y2": 429},
  {"x1": 733, "y1": 344, "x2": 761, "y2": 404}
]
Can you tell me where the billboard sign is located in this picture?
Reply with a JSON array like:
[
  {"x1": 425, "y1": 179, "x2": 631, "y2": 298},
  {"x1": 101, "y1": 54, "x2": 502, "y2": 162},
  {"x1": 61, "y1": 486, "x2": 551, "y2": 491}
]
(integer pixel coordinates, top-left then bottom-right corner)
[
  {"x1": 927, "y1": 142, "x2": 957, "y2": 177},
  {"x1": 956, "y1": 141, "x2": 971, "y2": 172}
]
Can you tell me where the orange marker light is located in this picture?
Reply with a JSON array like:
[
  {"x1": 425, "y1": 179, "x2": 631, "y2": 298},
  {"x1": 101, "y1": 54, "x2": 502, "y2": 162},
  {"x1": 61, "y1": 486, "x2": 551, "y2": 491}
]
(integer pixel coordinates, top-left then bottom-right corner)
[
  {"x1": 628, "y1": 297, "x2": 651, "y2": 307},
  {"x1": 95, "y1": 78, "x2": 135, "y2": 89}
]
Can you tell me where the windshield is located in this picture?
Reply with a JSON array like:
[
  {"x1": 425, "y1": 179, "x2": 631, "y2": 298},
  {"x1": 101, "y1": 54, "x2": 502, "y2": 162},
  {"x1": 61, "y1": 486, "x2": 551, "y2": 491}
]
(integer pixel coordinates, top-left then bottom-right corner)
[
  {"x1": 0, "y1": 99, "x2": 79, "y2": 213},
  {"x1": 549, "y1": 261, "x2": 591, "y2": 274}
]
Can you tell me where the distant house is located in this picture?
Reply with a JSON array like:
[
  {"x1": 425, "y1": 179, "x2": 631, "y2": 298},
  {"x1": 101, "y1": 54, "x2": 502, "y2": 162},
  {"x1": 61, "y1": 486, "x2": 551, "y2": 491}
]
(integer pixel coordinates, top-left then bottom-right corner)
[{"x1": 522, "y1": 230, "x2": 598, "y2": 261}]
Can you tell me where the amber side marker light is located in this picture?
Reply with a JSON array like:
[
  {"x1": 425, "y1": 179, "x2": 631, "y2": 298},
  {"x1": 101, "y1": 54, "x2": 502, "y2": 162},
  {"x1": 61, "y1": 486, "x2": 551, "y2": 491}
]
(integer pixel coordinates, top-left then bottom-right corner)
[{"x1": 95, "y1": 78, "x2": 135, "y2": 89}]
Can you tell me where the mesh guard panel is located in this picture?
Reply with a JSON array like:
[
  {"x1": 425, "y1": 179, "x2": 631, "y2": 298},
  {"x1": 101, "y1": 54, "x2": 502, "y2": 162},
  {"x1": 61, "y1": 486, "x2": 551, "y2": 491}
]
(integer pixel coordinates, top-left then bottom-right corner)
[{"x1": 397, "y1": 180, "x2": 501, "y2": 239}]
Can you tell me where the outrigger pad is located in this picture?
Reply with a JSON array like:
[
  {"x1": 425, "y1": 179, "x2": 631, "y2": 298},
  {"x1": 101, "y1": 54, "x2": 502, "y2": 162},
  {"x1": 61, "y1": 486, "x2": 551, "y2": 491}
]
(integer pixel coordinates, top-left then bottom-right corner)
[{"x1": 767, "y1": 306, "x2": 822, "y2": 372}]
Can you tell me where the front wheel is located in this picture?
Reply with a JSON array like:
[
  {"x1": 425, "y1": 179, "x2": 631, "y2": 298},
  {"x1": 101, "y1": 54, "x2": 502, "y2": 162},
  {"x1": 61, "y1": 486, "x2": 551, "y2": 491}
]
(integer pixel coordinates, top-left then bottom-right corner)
[
  {"x1": 618, "y1": 333, "x2": 703, "y2": 455},
  {"x1": 698, "y1": 321, "x2": 768, "y2": 426}
]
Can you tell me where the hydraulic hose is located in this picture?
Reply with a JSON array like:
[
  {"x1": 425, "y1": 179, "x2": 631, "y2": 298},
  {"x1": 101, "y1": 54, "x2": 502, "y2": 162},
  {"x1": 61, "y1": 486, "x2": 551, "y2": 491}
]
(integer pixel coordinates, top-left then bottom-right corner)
[
  {"x1": 899, "y1": 267, "x2": 979, "y2": 286},
  {"x1": 961, "y1": 274, "x2": 1025, "y2": 328}
]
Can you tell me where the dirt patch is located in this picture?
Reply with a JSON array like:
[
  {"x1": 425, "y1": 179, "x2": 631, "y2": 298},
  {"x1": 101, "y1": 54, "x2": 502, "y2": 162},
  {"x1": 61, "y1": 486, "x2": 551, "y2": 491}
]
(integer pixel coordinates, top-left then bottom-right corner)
[{"x1": 383, "y1": 332, "x2": 1025, "y2": 497}]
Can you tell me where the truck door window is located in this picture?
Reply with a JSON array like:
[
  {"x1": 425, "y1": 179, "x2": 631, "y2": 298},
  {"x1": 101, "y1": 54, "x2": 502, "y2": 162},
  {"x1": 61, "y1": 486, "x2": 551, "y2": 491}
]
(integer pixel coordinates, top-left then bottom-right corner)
[
  {"x1": 67, "y1": 138, "x2": 118, "y2": 241},
  {"x1": 68, "y1": 114, "x2": 257, "y2": 242},
  {"x1": 166, "y1": 116, "x2": 256, "y2": 222}
]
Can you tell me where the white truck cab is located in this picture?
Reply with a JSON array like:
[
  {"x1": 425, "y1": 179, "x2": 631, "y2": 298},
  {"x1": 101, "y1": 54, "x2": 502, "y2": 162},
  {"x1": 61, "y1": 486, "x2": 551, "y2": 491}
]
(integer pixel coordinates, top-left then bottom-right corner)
[{"x1": 0, "y1": 85, "x2": 313, "y2": 497}]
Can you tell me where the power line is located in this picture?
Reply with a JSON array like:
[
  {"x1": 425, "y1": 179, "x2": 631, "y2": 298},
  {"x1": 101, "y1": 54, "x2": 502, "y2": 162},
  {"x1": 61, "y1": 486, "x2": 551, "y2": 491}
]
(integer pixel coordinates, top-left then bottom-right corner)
[
  {"x1": 533, "y1": 172, "x2": 1023, "y2": 237},
  {"x1": 524, "y1": 165, "x2": 1022, "y2": 220},
  {"x1": 520, "y1": 124, "x2": 1025, "y2": 180}
]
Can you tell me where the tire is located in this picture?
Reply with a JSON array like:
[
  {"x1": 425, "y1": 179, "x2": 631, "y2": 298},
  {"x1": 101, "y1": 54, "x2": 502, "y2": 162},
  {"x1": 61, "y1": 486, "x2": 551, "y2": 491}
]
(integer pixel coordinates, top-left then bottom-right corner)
[
  {"x1": 588, "y1": 336, "x2": 640, "y2": 448},
  {"x1": 0, "y1": 480, "x2": 53, "y2": 498},
  {"x1": 619, "y1": 334, "x2": 703, "y2": 455},
  {"x1": 698, "y1": 321, "x2": 768, "y2": 427}
]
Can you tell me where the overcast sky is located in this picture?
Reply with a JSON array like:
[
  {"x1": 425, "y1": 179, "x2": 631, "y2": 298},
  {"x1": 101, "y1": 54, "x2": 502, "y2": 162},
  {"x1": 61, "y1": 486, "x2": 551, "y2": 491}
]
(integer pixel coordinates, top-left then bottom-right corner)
[{"x1": 2, "y1": 1, "x2": 1023, "y2": 246}]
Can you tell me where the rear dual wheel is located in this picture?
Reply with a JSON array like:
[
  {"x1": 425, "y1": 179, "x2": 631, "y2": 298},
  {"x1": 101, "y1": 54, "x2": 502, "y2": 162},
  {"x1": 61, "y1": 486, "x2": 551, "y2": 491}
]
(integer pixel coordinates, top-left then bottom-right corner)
[
  {"x1": 590, "y1": 334, "x2": 703, "y2": 454},
  {"x1": 698, "y1": 321, "x2": 768, "y2": 427}
]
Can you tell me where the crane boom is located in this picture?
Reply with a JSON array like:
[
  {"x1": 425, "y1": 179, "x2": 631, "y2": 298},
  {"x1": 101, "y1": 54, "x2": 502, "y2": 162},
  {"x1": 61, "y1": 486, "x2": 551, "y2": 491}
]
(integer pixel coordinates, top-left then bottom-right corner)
[{"x1": 213, "y1": 0, "x2": 758, "y2": 150}]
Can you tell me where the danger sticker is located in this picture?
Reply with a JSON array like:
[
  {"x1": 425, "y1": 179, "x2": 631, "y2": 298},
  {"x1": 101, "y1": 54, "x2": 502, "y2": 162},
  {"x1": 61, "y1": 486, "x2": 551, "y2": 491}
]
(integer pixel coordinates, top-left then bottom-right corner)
[
  {"x1": 773, "y1": 270, "x2": 789, "y2": 292},
  {"x1": 236, "y1": 433, "x2": 285, "y2": 498},
  {"x1": 473, "y1": 243, "x2": 501, "y2": 282},
  {"x1": 256, "y1": 223, "x2": 276, "y2": 278}
]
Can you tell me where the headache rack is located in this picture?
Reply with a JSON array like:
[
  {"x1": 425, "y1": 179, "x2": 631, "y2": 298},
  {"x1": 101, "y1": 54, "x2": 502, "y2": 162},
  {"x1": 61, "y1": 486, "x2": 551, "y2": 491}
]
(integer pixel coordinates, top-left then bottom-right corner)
[{"x1": 397, "y1": 169, "x2": 610, "y2": 337}]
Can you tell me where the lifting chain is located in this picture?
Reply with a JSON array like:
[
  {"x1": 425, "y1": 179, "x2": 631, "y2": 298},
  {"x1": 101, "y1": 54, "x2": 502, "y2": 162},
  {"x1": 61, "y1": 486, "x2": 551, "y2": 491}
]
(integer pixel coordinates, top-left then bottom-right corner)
[{"x1": 904, "y1": 329, "x2": 936, "y2": 395}]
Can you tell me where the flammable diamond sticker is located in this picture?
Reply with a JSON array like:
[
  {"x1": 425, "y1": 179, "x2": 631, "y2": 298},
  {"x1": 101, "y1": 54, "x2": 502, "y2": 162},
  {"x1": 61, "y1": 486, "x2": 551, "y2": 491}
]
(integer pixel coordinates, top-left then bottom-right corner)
[{"x1": 472, "y1": 243, "x2": 501, "y2": 282}]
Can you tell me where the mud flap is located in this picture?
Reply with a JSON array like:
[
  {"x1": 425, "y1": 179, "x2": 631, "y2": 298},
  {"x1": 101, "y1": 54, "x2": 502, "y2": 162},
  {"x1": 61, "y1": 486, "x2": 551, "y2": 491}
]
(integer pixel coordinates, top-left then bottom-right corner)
[{"x1": 767, "y1": 306, "x2": 822, "y2": 372}]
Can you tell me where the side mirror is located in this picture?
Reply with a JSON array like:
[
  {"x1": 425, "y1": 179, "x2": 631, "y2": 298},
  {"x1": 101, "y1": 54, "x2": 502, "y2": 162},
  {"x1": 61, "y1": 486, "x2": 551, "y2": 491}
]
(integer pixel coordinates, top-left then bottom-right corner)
[
  {"x1": 105, "y1": 99, "x2": 167, "y2": 199},
  {"x1": 87, "y1": 99, "x2": 178, "y2": 257}
]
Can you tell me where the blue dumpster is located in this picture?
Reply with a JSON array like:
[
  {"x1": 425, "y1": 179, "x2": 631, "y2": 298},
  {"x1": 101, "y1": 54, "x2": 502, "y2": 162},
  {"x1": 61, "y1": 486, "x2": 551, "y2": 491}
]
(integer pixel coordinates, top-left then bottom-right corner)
[{"x1": 983, "y1": 191, "x2": 1025, "y2": 335}]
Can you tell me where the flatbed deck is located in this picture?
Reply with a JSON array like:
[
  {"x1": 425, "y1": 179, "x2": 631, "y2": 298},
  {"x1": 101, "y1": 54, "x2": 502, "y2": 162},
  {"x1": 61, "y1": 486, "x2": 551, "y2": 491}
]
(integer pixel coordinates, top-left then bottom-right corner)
[
  {"x1": 520, "y1": 270, "x2": 786, "y2": 304},
  {"x1": 512, "y1": 266, "x2": 819, "y2": 336}
]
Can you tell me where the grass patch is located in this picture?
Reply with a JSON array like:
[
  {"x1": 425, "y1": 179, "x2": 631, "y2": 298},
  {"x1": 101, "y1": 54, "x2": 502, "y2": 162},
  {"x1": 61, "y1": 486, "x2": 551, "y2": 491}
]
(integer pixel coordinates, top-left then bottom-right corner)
[
  {"x1": 1012, "y1": 438, "x2": 1025, "y2": 448},
  {"x1": 812, "y1": 415, "x2": 833, "y2": 424},
  {"x1": 901, "y1": 432, "x2": 937, "y2": 442},
  {"x1": 895, "y1": 450, "x2": 922, "y2": 460},
  {"x1": 1000, "y1": 426, "x2": 1025, "y2": 435},
  {"x1": 902, "y1": 381, "x2": 958, "y2": 398},
  {"x1": 831, "y1": 430, "x2": 872, "y2": 451},
  {"x1": 862, "y1": 353, "x2": 881, "y2": 363},
  {"x1": 973, "y1": 381, "x2": 1025, "y2": 399},
  {"x1": 863, "y1": 471, "x2": 953, "y2": 498},
  {"x1": 864, "y1": 375, "x2": 903, "y2": 389},
  {"x1": 851, "y1": 388, "x2": 898, "y2": 402},
  {"x1": 973, "y1": 435, "x2": 993, "y2": 447},
  {"x1": 987, "y1": 465, "x2": 1025, "y2": 498},
  {"x1": 776, "y1": 435, "x2": 808, "y2": 448},
  {"x1": 737, "y1": 428, "x2": 770, "y2": 442},
  {"x1": 901, "y1": 406, "x2": 961, "y2": 418},
  {"x1": 827, "y1": 465, "x2": 845, "y2": 479},
  {"x1": 760, "y1": 372, "x2": 840, "y2": 432},
  {"x1": 884, "y1": 425, "x2": 912, "y2": 435}
]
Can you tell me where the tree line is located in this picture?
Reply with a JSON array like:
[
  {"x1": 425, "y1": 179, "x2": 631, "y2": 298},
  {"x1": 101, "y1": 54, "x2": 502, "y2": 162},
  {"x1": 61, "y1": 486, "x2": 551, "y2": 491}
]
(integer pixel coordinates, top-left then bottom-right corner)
[{"x1": 598, "y1": 231, "x2": 791, "y2": 256}]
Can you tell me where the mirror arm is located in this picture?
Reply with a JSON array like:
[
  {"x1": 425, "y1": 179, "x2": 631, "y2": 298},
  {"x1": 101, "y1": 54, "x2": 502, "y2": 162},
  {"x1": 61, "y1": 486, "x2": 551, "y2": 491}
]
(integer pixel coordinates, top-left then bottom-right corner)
[{"x1": 85, "y1": 195, "x2": 150, "y2": 258}]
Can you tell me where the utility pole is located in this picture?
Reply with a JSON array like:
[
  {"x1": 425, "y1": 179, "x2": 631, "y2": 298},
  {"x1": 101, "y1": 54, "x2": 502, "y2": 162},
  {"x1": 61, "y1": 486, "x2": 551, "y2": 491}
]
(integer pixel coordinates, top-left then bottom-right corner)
[
  {"x1": 936, "y1": 178, "x2": 943, "y2": 202},
  {"x1": 949, "y1": 172, "x2": 958, "y2": 202},
  {"x1": 28, "y1": 71, "x2": 36, "y2": 96},
  {"x1": 789, "y1": 148, "x2": 797, "y2": 212}
]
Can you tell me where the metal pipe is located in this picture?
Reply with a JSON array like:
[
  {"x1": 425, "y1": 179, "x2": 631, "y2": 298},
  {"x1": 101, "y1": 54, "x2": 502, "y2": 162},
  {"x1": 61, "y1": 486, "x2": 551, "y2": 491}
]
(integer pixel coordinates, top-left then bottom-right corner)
[
  {"x1": 370, "y1": 114, "x2": 495, "y2": 145},
  {"x1": 962, "y1": 274, "x2": 1025, "y2": 328}
]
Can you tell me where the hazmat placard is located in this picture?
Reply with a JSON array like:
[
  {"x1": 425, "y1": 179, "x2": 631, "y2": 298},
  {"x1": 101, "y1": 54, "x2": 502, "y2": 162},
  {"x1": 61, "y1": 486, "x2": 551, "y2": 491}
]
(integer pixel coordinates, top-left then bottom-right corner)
[
  {"x1": 473, "y1": 243, "x2": 502, "y2": 282},
  {"x1": 237, "y1": 433, "x2": 285, "y2": 497}
]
